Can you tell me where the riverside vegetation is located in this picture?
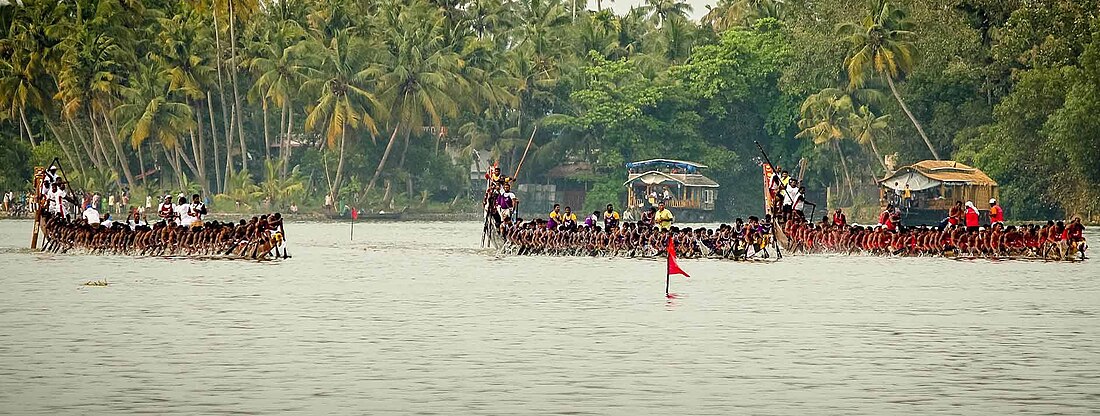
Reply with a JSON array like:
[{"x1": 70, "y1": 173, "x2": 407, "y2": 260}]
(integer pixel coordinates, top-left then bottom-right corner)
[{"x1": 1, "y1": 0, "x2": 1098, "y2": 220}]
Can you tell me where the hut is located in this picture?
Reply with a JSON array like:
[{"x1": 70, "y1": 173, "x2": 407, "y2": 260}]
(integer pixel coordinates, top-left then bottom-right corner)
[{"x1": 879, "y1": 160, "x2": 999, "y2": 222}]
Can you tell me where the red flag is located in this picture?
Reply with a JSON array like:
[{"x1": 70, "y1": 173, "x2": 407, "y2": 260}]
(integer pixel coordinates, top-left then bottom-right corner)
[
  {"x1": 667, "y1": 237, "x2": 690, "y2": 278},
  {"x1": 351, "y1": 208, "x2": 359, "y2": 220}
]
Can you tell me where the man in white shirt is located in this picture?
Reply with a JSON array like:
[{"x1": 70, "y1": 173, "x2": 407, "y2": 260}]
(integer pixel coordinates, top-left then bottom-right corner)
[
  {"x1": 83, "y1": 205, "x2": 101, "y2": 226},
  {"x1": 782, "y1": 179, "x2": 801, "y2": 218},
  {"x1": 174, "y1": 196, "x2": 194, "y2": 227},
  {"x1": 189, "y1": 194, "x2": 207, "y2": 226},
  {"x1": 46, "y1": 183, "x2": 64, "y2": 215}
]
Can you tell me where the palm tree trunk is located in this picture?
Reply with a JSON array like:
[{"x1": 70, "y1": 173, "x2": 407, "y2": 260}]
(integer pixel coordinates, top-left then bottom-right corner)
[
  {"x1": 835, "y1": 140, "x2": 855, "y2": 203},
  {"x1": 45, "y1": 120, "x2": 80, "y2": 176},
  {"x1": 262, "y1": 101, "x2": 271, "y2": 162},
  {"x1": 329, "y1": 122, "x2": 347, "y2": 202},
  {"x1": 225, "y1": 108, "x2": 236, "y2": 192},
  {"x1": 885, "y1": 76, "x2": 940, "y2": 160},
  {"x1": 162, "y1": 145, "x2": 184, "y2": 190},
  {"x1": 137, "y1": 142, "x2": 147, "y2": 190},
  {"x1": 397, "y1": 127, "x2": 411, "y2": 169},
  {"x1": 19, "y1": 108, "x2": 37, "y2": 148},
  {"x1": 207, "y1": 92, "x2": 222, "y2": 193},
  {"x1": 88, "y1": 109, "x2": 123, "y2": 189},
  {"x1": 867, "y1": 135, "x2": 889, "y2": 173},
  {"x1": 69, "y1": 118, "x2": 99, "y2": 166},
  {"x1": 285, "y1": 105, "x2": 295, "y2": 166},
  {"x1": 228, "y1": 0, "x2": 248, "y2": 171},
  {"x1": 366, "y1": 123, "x2": 401, "y2": 196},
  {"x1": 213, "y1": 5, "x2": 234, "y2": 188},
  {"x1": 177, "y1": 147, "x2": 209, "y2": 195},
  {"x1": 278, "y1": 103, "x2": 287, "y2": 178},
  {"x1": 100, "y1": 111, "x2": 137, "y2": 190},
  {"x1": 194, "y1": 101, "x2": 207, "y2": 185}
]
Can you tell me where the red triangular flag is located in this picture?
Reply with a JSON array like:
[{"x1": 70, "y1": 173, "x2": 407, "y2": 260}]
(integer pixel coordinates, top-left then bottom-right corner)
[
  {"x1": 351, "y1": 207, "x2": 359, "y2": 220},
  {"x1": 667, "y1": 237, "x2": 690, "y2": 278}
]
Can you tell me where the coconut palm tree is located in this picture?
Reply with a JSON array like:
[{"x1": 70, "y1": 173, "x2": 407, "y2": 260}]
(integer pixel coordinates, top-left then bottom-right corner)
[
  {"x1": 850, "y1": 105, "x2": 891, "y2": 173},
  {"x1": 796, "y1": 89, "x2": 857, "y2": 200},
  {"x1": 838, "y1": 0, "x2": 940, "y2": 160},
  {"x1": 54, "y1": 19, "x2": 133, "y2": 190},
  {"x1": 115, "y1": 65, "x2": 198, "y2": 190},
  {"x1": 301, "y1": 29, "x2": 380, "y2": 204},
  {"x1": 0, "y1": 0, "x2": 69, "y2": 150},
  {"x1": 362, "y1": 4, "x2": 465, "y2": 196},
  {"x1": 152, "y1": 8, "x2": 218, "y2": 191},
  {"x1": 247, "y1": 18, "x2": 308, "y2": 177},
  {"x1": 642, "y1": 0, "x2": 692, "y2": 28}
]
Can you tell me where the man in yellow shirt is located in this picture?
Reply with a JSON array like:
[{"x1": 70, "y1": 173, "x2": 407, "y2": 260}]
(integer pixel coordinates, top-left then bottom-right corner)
[
  {"x1": 561, "y1": 206, "x2": 578, "y2": 229},
  {"x1": 655, "y1": 201, "x2": 674, "y2": 230},
  {"x1": 548, "y1": 203, "x2": 562, "y2": 228},
  {"x1": 603, "y1": 204, "x2": 620, "y2": 229}
]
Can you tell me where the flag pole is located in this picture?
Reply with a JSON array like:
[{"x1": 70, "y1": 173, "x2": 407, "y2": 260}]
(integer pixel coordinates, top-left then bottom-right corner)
[
  {"x1": 350, "y1": 207, "x2": 355, "y2": 240},
  {"x1": 665, "y1": 236, "x2": 671, "y2": 295}
]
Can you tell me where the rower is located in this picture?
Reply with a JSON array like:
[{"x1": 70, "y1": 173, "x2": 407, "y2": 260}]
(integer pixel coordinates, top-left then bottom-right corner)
[{"x1": 83, "y1": 204, "x2": 101, "y2": 227}]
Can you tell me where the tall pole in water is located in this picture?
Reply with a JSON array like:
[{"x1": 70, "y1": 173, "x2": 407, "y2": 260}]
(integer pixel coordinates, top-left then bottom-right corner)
[{"x1": 30, "y1": 166, "x2": 44, "y2": 249}]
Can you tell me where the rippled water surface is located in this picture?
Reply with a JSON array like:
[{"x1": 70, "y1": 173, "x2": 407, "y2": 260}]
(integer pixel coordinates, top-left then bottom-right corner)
[{"x1": 0, "y1": 219, "x2": 1098, "y2": 415}]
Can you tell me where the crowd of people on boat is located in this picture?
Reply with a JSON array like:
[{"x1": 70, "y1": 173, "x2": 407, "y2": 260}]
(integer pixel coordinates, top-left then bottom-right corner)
[
  {"x1": 483, "y1": 164, "x2": 1087, "y2": 261},
  {"x1": 482, "y1": 166, "x2": 779, "y2": 259},
  {"x1": 780, "y1": 209, "x2": 1087, "y2": 260},
  {"x1": 32, "y1": 166, "x2": 288, "y2": 259}
]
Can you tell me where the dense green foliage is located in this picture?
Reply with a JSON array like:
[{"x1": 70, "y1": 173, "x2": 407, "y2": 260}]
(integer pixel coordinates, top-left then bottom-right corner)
[{"x1": 1, "y1": 0, "x2": 1097, "y2": 219}]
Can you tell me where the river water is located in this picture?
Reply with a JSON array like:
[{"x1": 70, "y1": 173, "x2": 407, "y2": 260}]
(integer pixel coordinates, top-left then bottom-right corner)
[{"x1": 0, "y1": 219, "x2": 1097, "y2": 415}]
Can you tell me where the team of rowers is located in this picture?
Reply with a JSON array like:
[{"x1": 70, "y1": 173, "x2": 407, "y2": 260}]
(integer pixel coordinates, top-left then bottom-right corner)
[
  {"x1": 38, "y1": 209, "x2": 289, "y2": 259},
  {"x1": 34, "y1": 166, "x2": 289, "y2": 259},
  {"x1": 781, "y1": 208, "x2": 1088, "y2": 260},
  {"x1": 497, "y1": 213, "x2": 780, "y2": 259},
  {"x1": 484, "y1": 165, "x2": 1087, "y2": 261}
]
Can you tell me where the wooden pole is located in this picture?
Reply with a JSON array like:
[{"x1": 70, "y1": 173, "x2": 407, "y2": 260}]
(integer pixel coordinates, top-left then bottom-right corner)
[
  {"x1": 665, "y1": 236, "x2": 671, "y2": 295},
  {"x1": 513, "y1": 126, "x2": 538, "y2": 179}
]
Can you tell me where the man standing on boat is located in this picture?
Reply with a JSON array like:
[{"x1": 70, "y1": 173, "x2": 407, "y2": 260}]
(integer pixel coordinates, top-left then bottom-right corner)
[
  {"x1": 190, "y1": 194, "x2": 208, "y2": 227},
  {"x1": 603, "y1": 204, "x2": 620, "y2": 230},
  {"x1": 655, "y1": 201, "x2": 675, "y2": 231},
  {"x1": 964, "y1": 201, "x2": 980, "y2": 232},
  {"x1": 989, "y1": 199, "x2": 1004, "y2": 226},
  {"x1": 497, "y1": 183, "x2": 518, "y2": 222}
]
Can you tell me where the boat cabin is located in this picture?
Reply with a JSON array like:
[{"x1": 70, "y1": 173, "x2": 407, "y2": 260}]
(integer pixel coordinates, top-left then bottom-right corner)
[
  {"x1": 624, "y1": 159, "x2": 718, "y2": 220},
  {"x1": 879, "y1": 160, "x2": 999, "y2": 222}
]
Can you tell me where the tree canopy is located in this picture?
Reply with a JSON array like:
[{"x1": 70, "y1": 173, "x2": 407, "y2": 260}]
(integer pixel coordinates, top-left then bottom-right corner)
[{"x1": 0, "y1": 0, "x2": 1097, "y2": 219}]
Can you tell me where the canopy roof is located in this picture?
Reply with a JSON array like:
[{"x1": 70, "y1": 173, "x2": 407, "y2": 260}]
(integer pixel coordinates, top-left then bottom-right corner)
[
  {"x1": 880, "y1": 160, "x2": 998, "y2": 191},
  {"x1": 626, "y1": 159, "x2": 708, "y2": 173},
  {"x1": 624, "y1": 171, "x2": 720, "y2": 188}
]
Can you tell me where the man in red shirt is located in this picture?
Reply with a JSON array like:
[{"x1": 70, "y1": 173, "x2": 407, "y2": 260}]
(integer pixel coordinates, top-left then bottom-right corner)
[
  {"x1": 989, "y1": 198, "x2": 1005, "y2": 226},
  {"x1": 964, "y1": 201, "x2": 980, "y2": 232}
]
